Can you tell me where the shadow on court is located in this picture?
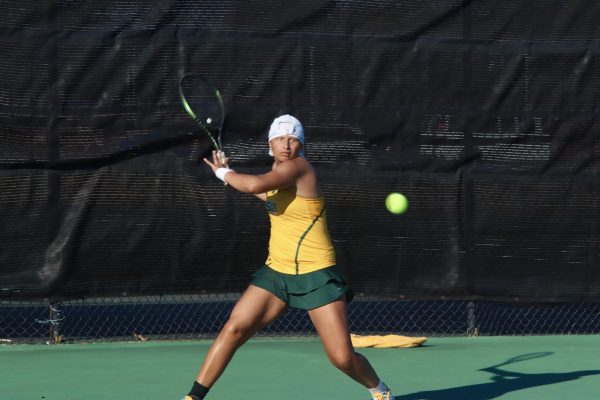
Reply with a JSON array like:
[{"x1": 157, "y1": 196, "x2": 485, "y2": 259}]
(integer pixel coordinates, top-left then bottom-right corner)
[{"x1": 395, "y1": 352, "x2": 600, "y2": 400}]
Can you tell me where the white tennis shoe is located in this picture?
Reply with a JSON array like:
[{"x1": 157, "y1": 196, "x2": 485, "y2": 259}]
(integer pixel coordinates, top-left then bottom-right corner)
[{"x1": 372, "y1": 389, "x2": 394, "y2": 400}]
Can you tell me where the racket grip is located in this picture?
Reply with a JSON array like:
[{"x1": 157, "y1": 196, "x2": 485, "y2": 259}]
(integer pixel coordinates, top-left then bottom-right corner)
[{"x1": 217, "y1": 150, "x2": 229, "y2": 167}]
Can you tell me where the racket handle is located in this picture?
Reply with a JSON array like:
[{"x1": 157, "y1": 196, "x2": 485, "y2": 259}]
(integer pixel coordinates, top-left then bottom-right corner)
[{"x1": 217, "y1": 150, "x2": 229, "y2": 167}]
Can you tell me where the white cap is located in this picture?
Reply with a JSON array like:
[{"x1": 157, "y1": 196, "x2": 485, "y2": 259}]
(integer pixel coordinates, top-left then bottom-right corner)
[{"x1": 268, "y1": 114, "x2": 304, "y2": 156}]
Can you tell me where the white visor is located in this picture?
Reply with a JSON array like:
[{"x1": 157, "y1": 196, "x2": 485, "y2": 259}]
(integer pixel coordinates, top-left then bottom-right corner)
[{"x1": 268, "y1": 115, "x2": 304, "y2": 156}]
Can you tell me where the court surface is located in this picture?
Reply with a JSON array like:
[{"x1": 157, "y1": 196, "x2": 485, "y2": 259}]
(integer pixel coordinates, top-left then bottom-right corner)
[{"x1": 2, "y1": 335, "x2": 599, "y2": 399}]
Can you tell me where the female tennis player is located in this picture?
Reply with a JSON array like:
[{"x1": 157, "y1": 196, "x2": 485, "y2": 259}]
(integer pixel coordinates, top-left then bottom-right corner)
[{"x1": 183, "y1": 115, "x2": 394, "y2": 400}]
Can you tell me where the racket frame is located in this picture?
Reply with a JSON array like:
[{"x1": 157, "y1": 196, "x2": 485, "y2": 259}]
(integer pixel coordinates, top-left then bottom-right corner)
[{"x1": 178, "y1": 73, "x2": 225, "y2": 155}]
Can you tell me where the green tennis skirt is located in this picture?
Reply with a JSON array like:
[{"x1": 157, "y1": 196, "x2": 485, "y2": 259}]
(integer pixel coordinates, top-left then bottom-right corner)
[{"x1": 250, "y1": 265, "x2": 353, "y2": 310}]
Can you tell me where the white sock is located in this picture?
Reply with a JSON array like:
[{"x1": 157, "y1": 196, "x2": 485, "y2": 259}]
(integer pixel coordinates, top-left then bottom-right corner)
[{"x1": 368, "y1": 380, "x2": 390, "y2": 396}]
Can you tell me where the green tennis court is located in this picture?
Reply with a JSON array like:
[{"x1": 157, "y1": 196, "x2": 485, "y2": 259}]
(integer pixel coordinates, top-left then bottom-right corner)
[{"x1": 2, "y1": 335, "x2": 599, "y2": 399}]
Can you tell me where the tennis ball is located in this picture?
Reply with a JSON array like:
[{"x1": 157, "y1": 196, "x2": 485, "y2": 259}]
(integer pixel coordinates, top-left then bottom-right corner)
[{"x1": 385, "y1": 192, "x2": 408, "y2": 214}]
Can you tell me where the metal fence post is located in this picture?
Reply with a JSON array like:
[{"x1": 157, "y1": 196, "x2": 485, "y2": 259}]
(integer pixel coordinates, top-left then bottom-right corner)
[
  {"x1": 48, "y1": 301, "x2": 63, "y2": 344},
  {"x1": 467, "y1": 300, "x2": 478, "y2": 336}
]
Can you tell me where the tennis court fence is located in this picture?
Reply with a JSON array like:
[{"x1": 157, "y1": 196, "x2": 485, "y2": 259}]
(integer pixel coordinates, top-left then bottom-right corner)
[{"x1": 1, "y1": 296, "x2": 599, "y2": 344}]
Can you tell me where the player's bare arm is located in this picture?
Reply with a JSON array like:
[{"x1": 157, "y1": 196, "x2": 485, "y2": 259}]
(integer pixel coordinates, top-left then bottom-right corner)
[{"x1": 203, "y1": 150, "x2": 309, "y2": 194}]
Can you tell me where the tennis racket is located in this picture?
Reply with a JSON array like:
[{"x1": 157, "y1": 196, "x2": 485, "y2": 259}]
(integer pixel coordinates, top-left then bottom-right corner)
[{"x1": 178, "y1": 73, "x2": 227, "y2": 164}]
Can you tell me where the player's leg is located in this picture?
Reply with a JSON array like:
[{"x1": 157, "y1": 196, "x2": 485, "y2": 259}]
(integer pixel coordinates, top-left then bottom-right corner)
[
  {"x1": 188, "y1": 285, "x2": 287, "y2": 397},
  {"x1": 308, "y1": 297, "x2": 393, "y2": 399}
]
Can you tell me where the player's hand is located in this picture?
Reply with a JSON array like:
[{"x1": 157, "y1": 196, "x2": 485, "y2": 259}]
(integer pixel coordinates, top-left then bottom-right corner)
[
  {"x1": 203, "y1": 150, "x2": 228, "y2": 171},
  {"x1": 202, "y1": 151, "x2": 218, "y2": 173},
  {"x1": 203, "y1": 150, "x2": 231, "y2": 185}
]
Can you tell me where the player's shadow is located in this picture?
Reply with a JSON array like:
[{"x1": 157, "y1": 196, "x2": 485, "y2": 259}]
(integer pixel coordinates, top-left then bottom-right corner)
[{"x1": 394, "y1": 352, "x2": 600, "y2": 400}]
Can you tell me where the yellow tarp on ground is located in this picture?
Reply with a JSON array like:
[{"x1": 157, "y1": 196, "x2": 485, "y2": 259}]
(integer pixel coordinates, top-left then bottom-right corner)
[{"x1": 350, "y1": 334, "x2": 427, "y2": 348}]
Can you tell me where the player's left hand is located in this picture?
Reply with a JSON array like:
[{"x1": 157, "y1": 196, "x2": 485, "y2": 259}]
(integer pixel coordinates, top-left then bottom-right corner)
[{"x1": 203, "y1": 150, "x2": 228, "y2": 172}]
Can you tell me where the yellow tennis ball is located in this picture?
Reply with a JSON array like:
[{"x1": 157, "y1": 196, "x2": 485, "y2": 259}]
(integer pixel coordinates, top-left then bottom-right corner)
[{"x1": 385, "y1": 193, "x2": 408, "y2": 214}]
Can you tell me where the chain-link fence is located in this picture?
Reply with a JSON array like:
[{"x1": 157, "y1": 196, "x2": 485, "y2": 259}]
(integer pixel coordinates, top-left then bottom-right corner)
[{"x1": 1, "y1": 296, "x2": 599, "y2": 344}]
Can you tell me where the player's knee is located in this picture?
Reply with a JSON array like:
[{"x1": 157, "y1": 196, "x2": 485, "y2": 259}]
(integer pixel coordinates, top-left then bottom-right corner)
[
  {"x1": 221, "y1": 320, "x2": 250, "y2": 343},
  {"x1": 329, "y1": 350, "x2": 355, "y2": 373}
]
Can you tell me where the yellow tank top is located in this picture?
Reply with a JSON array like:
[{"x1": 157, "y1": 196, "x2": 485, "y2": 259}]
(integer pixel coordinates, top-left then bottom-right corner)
[{"x1": 265, "y1": 189, "x2": 336, "y2": 275}]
